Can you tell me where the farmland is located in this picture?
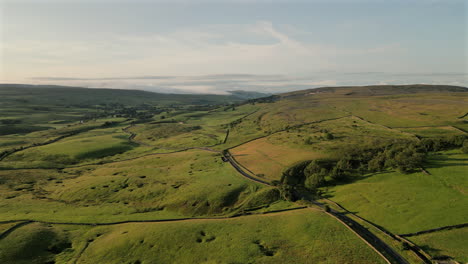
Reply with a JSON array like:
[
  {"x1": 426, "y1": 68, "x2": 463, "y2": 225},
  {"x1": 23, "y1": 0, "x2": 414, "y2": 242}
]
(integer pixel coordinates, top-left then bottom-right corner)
[{"x1": 0, "y1": 84, "x2": 467, "y2": 263}]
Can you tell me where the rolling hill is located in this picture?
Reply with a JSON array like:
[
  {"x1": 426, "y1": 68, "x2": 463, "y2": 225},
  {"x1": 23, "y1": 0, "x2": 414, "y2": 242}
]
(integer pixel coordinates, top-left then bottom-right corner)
[{"x1": 0, "y1": 84, "x2": 466, "y2": 264}]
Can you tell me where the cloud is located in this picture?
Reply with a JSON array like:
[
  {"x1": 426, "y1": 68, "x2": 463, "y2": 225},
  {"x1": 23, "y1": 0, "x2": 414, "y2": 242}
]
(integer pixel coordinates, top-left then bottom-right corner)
[
  {"x1": 4, "y1": 20, "x2": 464, "y2": 92},
  {"x1": 23, "y1": 71, "x2": 467, "y2": 95},
  {"x1": 3, "y1": 20, "x2": 406, "y2": 83}
]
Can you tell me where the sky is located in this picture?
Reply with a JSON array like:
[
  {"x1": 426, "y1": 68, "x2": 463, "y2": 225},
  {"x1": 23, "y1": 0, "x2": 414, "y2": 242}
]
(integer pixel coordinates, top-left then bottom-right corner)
[{"x1": 0, "y1": 0, "x2": 467, "y2": 94}]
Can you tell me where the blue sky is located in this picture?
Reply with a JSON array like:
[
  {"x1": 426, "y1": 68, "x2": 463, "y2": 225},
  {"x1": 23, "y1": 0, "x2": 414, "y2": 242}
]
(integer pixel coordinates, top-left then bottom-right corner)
[{"x1": 1, "y1": 0, "x2": 466, "y2": 94}]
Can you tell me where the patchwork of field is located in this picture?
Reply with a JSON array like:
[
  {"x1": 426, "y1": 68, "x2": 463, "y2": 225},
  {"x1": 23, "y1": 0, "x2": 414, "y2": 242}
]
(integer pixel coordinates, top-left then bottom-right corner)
[
  {"x1": 0, "y1": 209, "x2": 386, "y2": 264},
  {"x1": 0, "y1": 84, "x2": 467, "y2": 264}
]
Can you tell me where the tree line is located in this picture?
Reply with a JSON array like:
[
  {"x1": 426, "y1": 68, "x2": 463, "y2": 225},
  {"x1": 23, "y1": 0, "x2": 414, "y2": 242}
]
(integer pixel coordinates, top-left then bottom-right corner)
[{"x1": 276, "y1": 135, "x2": 467, "y2": 200}]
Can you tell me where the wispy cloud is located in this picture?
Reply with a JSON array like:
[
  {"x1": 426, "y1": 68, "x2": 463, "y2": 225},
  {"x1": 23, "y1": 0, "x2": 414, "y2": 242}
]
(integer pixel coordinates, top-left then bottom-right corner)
[
  {"x1": 3, "y1": 18, "x2": 465, "y2": 93},
  {"x1": 3, "y1": 21, "x2": 407, "y2": 82}
]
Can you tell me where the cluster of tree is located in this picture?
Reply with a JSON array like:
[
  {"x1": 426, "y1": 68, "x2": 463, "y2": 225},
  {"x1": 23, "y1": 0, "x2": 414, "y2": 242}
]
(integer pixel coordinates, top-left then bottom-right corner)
[
  {"x1": 246, "y1": 95, "x2": 279, "y2": 104},
  {"x1": 280, "y1": 135, "x2": 468, "y2": 193}
]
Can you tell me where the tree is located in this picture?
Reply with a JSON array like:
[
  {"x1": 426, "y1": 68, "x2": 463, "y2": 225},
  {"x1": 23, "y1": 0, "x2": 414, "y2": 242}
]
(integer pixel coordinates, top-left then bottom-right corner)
[
  {"x1": 462, "y1": 140, "x2": 468, "y2": 154},
  {"x1": 304, "y1": 173, "x2": 325, "y2": 189},
  {"x1": 304, "y1": 161, "x2": 327, "y2": 189},
  {"x1": 329, "y1": 166, "x2": 345, "y2": 181},
  {"x1": 325, "y1": 132, "x2": 334, "y2": 140},
  {"x1": 368, "y1": 152, "x2": 386, "y2": 172}
]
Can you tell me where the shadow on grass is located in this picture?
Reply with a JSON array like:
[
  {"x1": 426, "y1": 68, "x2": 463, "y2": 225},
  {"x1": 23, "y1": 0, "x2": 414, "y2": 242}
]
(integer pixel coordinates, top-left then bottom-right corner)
[
  {"x1": 416, "y1": 245, "x2": 447, "y2": 259},
  {"x1": 326, "y1": 170, "x2": 391, "y2": 188}
]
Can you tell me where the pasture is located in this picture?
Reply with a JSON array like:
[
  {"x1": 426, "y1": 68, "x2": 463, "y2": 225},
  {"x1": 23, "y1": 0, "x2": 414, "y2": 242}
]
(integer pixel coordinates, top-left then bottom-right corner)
[
  {"x1": 409, "y1": 227, "x2": 468, "y2": 263},
  {"x1": 0, "y1": 209, "x2": 386, "y2": 264},
  {"x1": 0, "y1": 84, "x2": 466, "y2": 263},
  {"x1": 323, "y1": 149, "x2": 468, "y2": 234}
]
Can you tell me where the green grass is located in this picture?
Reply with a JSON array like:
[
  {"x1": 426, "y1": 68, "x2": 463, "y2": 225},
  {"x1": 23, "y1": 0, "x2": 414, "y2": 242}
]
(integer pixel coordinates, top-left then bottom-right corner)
[
  {"x1": 130, "y1": 123, "x2": 222, "y2": 148},
  {"x1": 0, "y1": 150, "x2": 282, "y2": 223},
  {"x1": 231, "y1": 116, "x2": 417, "y2": 181},
  {"x1": 0, "y1": 84, "x2": 466, "y2": 263},
  {"x1": 0, "y1": 210, "x2": 386, "y2": 264},
  {"x1": 323, "y1": 149, "x2": 468, "y2": 234},
  {"x1": 3, "y1": 133, "x2": 136, "y2": 167},
  {"x1": 409, "y1": 227, "x2": 468, "y2": 263},
  {"x1": 0, "y1": 222, "x2": 81, "y2": 264},
  {"x1": 398, "y1": 126, "x2": 466, "y2": 138}
]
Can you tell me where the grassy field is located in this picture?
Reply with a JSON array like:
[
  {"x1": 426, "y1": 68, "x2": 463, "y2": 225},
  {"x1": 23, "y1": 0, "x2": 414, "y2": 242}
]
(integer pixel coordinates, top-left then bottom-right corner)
[
  {"x1": 0, "y1": 209, "x2": 386, "y2": 264},
  {"x1": 1, "y1": 123, "x2": 140, "y2": 167},
  {"x1": 398, "y1": 126, "x2": 466, "y2": 138},
  {"x1": 231, "y1": 116, "x2": 417, "y2": 181},
  {"x1": 322, "y1": 149, "x2": 468, "y2": 234},
  {"x1": 409, "y1": 227, "x2": 468, "y2": 263},
  {"x1": 129, "y1": 122, "x2": 222, "y2": 148},
  {"x1": 0, "y1": 149, "x2": 287, "y2": 223},
  {"x1": 1, "y1": 84, "x2": 467, "y2": 263}
]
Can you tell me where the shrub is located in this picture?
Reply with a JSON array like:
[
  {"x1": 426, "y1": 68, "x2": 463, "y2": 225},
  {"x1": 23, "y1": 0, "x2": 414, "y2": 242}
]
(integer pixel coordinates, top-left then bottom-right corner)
[{"x1": 462, "y1": 140, "x2": 468, "y2": 154}]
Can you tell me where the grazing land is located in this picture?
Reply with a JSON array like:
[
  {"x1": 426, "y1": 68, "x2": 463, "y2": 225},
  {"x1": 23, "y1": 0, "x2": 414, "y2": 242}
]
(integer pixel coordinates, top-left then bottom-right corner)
[
  {"x1": 0, "y1": 84, "x2": 467, "y2": 263},
  {"x1": 322, "y1": 149, "x2": 468, "y2": 233},
  {"x1": 409, "y1": 227, "x2": 468, "y2": 263}
]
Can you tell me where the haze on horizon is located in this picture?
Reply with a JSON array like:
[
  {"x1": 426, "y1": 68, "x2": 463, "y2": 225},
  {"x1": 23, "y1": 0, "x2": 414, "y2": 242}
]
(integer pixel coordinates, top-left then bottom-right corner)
[{"x1": 0, "y1": 0, "x2": 466, "y2": 94}]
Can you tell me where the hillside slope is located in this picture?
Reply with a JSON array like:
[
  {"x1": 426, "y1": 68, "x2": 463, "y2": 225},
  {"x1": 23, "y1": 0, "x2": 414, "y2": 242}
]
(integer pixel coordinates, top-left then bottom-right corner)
[{"x1": 0, "y1": 84, "x2": 248, "y2": 106}]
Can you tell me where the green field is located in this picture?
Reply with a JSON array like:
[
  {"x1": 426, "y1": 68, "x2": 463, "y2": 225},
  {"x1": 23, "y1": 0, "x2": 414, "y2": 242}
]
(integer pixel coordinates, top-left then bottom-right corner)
[
  {"x1": 0, "y1": 84, "x2": 467, "y2": 263},
  {"x1": 0, "y1": 209, "x2": 386, "y2": 264},
  {"x1": 409, "y1": 227, "x2": 468, "y2": 263},
  {"x1": 323, "y1": 149, "x2": 468, "y2": 234},
  {"x1": 231, "y1": 115, "x2": 417, "y2": 181},
  {"x1": 0, "y1": 149, "x2": 289, "y2": 223}
]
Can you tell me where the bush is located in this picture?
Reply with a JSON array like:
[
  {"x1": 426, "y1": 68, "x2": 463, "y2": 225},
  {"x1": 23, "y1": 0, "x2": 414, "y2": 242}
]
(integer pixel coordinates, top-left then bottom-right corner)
[
  {"x1": 400, "y1": 242, "x2": 411, "y2": 251},
  {"x1": 462, "y1": 140, "x2": 468, "y2": 154},
  {"x1": 325, "y1": 132, "x2": 334, "y2": 140}
]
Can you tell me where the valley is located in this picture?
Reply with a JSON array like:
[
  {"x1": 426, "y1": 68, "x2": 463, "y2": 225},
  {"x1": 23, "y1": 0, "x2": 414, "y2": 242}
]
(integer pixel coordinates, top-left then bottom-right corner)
[{"x1": 0, "y1": 84, "x2": 467, "y2": 264}]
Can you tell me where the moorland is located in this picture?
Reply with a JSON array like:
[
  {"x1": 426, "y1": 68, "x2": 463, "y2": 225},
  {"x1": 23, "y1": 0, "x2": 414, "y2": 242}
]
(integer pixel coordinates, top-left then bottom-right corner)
[{"x1": 0, "y1": 84, "x2": 466, "y2": 264}]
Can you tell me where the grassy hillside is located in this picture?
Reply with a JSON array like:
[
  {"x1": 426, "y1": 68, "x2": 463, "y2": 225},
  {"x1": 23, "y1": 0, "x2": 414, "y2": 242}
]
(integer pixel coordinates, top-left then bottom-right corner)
[
  {"x1": 0, "y1": 84, "x2": 466, "y2": 263},
  {"x1": 0, "y1": 210, "x2": 386, "y2": 264},
  {"x1": 322, "y1": 149, "x2": 468, "y2": 234},
  {"x1": 0, "y1": 84, "x2": 246, "y2": 106}
]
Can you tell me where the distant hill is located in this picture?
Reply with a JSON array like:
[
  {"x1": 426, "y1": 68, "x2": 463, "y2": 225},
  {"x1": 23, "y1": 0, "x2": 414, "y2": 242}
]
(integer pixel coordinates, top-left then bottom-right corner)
[
  {"x1": 227, "y1": 90, "x2": 272, "y2": 100},
  {"x1": 0, "y1": 84, "x2": 250, "y2": 107},
  {"x1": 281, "y1": 84, "x2": 468, "y2": 98}
]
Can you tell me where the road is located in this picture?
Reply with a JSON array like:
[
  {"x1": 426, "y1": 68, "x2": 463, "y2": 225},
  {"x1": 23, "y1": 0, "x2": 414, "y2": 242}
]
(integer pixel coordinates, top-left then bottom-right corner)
[
  {"x1": 222, "y1": 150, "x2": 410, "y2": 264},
  {"x1": 223, "y1": 150, "x2": 271, "y2": 186}
]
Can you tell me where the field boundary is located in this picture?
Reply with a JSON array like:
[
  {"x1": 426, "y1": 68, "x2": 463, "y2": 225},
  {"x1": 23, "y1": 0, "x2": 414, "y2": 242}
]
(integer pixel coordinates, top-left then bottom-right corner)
[
  {"x1": 227, "y1": 115, "x2": 351, "y2": 150},
  {"x1": 399, "y1": 223, "x2": 468, "y2": 237},
  {"x1": 323, "y1": 198, "x2": 433, "y2": 263},
  {"x1": 0, "y1": 207, "x2": 308, "y2": 234},
  {"x1": 223, "y1": 148, "x2": 410, "y2": 264}
]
